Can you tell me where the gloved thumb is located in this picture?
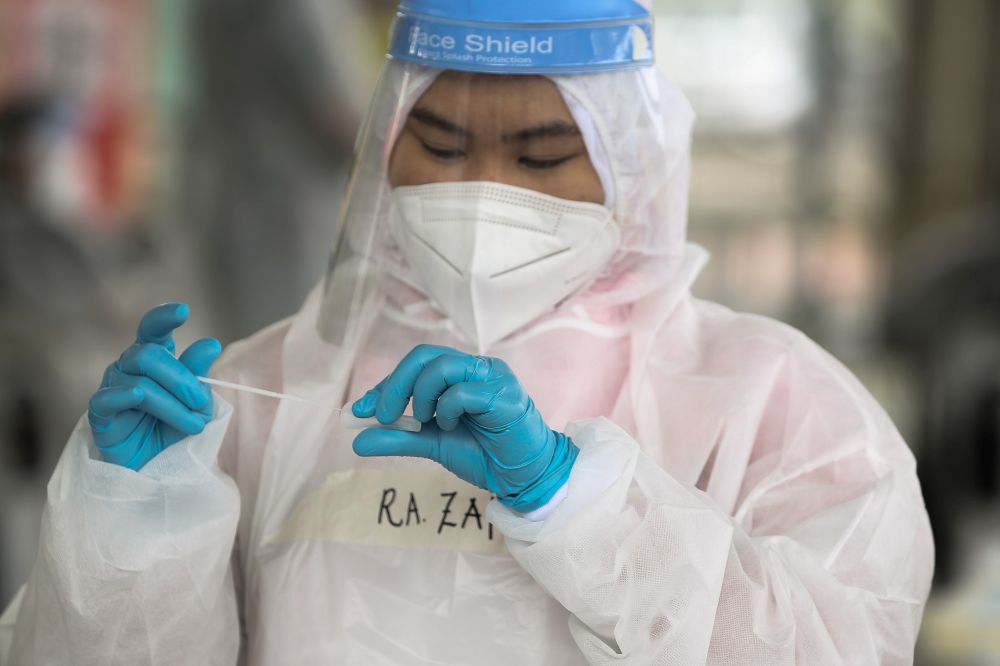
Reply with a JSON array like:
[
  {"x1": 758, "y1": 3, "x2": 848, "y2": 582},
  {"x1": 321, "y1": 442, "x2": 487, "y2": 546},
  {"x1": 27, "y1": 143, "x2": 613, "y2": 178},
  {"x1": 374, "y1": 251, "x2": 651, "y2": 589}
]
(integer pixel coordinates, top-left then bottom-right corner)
[
  {"x1": 179, "y1": 338, "x2": 223, "y2": 377},
  {"x1": 353, "y1": 425, "x2": 439, "y2": 461}
]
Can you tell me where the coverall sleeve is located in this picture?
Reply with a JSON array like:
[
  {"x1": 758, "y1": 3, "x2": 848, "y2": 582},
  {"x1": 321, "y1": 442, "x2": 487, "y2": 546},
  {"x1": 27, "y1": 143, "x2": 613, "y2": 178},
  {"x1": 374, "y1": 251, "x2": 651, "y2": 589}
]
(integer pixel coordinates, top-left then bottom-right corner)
[
  {"x1": 0, "y1": 397, "x2": 241, "y2": 666},
  {"x1": 488, "y1": 377, "x2": 933, "y2": 663}
]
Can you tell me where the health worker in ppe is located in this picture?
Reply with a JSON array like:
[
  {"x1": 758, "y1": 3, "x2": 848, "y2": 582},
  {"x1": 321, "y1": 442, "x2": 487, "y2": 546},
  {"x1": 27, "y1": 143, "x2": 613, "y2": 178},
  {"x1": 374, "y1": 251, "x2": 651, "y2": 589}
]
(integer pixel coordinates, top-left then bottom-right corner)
[{"x1": 0, "y1": 1, "x2": 934, "y2": 664}]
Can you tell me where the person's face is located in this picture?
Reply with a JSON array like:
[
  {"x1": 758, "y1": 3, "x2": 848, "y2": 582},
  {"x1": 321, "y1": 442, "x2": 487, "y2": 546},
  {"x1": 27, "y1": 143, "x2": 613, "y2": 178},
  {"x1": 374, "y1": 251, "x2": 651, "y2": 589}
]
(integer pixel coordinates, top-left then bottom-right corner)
[{"x1": 388, "y1": 72, "x2": 605, "y2": 205}]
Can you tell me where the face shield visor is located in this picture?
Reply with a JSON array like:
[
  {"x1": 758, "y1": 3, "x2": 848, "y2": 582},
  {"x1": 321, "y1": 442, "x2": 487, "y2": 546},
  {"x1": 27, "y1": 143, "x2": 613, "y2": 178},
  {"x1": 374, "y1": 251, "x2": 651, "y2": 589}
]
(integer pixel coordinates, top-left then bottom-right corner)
[{"x1": 318, "y1": 1, "x2": 693, "y2": 360}]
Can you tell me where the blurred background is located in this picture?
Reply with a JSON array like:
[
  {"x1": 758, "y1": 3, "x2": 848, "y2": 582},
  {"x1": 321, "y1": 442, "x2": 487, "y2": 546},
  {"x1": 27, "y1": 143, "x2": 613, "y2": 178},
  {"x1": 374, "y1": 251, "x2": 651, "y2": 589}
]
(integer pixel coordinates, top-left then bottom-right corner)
[{"x1": 0, "y1": 0, "x2": 996, "y2": 661}]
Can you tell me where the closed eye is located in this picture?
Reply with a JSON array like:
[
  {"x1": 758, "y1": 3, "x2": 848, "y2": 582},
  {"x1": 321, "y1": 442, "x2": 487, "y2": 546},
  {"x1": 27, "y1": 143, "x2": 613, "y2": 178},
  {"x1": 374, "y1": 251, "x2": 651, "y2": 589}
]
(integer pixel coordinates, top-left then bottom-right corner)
[
  {"x1": 519, "y1": 154, "x2": 577, "y2": 170},
  {"x1": 420, "y1": 140, "x2": 466, "y2": 161}
]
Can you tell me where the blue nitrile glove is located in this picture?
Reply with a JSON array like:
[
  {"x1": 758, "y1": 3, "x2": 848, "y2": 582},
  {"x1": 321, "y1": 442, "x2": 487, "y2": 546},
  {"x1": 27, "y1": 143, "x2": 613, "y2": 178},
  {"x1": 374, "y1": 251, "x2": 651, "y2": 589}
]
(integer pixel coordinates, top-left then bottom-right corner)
[
  {"x1": 87, "y1": 303, "x2": 221, "y2": 470},
  {"x1": 351, "y1": 344, "x2": 578, "y2": 514}
]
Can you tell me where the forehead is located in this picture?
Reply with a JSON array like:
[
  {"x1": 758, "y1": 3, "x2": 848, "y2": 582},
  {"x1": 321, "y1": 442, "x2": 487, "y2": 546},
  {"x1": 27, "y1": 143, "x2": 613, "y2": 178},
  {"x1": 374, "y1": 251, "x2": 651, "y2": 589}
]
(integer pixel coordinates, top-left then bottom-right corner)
[{"x1": 413, "y1": 72, "x2": 573, "y2": 124}]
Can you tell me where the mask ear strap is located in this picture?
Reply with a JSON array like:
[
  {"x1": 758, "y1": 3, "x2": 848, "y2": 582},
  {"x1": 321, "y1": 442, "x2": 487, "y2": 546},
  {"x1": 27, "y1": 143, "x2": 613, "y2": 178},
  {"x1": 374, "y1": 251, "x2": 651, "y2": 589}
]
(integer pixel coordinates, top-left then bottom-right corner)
[{"x1": 559, "y1": 86, "x2": 616, "y2": 211}]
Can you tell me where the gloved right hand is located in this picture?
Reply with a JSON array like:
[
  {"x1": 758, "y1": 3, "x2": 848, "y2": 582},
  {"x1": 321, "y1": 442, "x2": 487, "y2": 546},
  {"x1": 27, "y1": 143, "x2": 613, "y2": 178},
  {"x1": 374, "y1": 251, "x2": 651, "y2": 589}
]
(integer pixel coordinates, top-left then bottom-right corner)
[{"x1": 88, "y1": 303, "x2": 221, "y2": 470}]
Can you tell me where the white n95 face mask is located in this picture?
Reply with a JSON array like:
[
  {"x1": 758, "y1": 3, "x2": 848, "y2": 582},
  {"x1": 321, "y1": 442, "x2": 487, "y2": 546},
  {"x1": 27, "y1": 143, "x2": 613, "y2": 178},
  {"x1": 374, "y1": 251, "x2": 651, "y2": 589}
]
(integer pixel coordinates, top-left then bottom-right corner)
[{"x1": 390, "y1": 181, "x2": 621, "y2": 353}]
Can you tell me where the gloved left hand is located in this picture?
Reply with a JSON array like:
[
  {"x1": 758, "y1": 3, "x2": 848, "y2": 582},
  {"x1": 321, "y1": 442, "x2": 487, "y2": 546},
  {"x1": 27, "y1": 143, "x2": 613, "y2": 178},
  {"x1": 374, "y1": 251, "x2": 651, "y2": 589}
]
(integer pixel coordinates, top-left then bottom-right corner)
[
  {"x1": 88, "y1": 304, "x2": 220, "y2": 471},
  {"x1": 351, "y1": 344, "x2": 578, "y2": 514}
]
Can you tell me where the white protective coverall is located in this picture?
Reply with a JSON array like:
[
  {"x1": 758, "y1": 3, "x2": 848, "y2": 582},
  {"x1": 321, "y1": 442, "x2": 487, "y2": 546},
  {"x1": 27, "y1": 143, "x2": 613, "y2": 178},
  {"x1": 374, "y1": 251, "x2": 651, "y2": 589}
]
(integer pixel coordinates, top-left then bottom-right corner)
[{"x1": 0, "y1": 60, "x2": 933, "y2": 665}]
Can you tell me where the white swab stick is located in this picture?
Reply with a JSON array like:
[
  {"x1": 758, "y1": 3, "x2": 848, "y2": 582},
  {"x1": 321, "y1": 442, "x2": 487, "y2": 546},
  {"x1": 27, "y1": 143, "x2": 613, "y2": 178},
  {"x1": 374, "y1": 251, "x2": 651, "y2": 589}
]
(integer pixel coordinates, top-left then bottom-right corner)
[
  {"x1": 199, "y1": 376, "x2": 309, "y2": 402},
  {"x1": 197, "y1": 376, "x2": 422, "y2": 432}
]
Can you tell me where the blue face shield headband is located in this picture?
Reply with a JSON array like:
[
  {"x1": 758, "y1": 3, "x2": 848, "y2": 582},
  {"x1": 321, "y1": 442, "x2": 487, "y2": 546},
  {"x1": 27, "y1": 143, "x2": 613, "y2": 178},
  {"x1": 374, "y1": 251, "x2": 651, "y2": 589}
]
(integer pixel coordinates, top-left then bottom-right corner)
[{"x1": 388, "y1": 0, "x2": 654, "y2": 74}]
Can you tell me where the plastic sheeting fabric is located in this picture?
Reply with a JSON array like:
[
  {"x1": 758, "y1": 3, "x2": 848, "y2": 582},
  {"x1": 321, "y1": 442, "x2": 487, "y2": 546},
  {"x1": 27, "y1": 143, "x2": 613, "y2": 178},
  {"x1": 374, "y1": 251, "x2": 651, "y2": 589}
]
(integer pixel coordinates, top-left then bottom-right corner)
[
  {"x1": 0, "y1": 259, "x2": 934, "y2": 663},
  {"x1": 1, "y1": 60, "x2": 932, "y2": 666}
]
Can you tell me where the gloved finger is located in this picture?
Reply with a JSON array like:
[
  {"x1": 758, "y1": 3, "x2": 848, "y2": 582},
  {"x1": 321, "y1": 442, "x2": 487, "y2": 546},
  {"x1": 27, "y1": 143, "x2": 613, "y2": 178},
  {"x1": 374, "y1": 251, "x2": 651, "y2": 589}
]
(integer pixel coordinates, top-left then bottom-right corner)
[
  {"x1": 179, "y1": 337, "x2": 223, "y2": 377},
  {"x1": 351, "y1": 383, "x2": 383, "y2": 418},
  {"x1": 135, "y1": 303, "x2": 190, "y2": 353},
  {"x1": 116, "y1": 374, "x2": 208, "y2": 435},
  {"x1": 88, "y1": 386, "x2": 145, "y2": 427},
  {"x1": 116, "y1": 343, "x2": 211, "y2": 411},
  {"x1": 411, "y1": 354, "x2": 492, "y2": 423},
  {"x1": 375, "y1": 344, "x2": 468, "y2": 424},
  {"x1": 434, "y1": 382, "x2": 497, "y2": 431},
  {"x1": 353, "y1": 423, "x2": 440, "y2": 461},
  {"x1": 356, "y1": 424, "x2": 491, "y2": 490}
]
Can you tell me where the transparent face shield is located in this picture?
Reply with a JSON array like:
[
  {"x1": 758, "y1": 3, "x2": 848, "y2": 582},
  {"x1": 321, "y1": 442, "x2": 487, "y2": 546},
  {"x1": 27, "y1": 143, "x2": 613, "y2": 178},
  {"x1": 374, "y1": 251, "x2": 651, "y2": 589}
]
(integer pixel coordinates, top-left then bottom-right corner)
[
  {"x1": 318, "y1": 61, "x2": 621, "y2": 355},
  {"x1": 311, "y1": 2, "x2": 693, "y2": 429},
  {"x1": 314, "y1": 0, "x2": 679, "y2": 360}
]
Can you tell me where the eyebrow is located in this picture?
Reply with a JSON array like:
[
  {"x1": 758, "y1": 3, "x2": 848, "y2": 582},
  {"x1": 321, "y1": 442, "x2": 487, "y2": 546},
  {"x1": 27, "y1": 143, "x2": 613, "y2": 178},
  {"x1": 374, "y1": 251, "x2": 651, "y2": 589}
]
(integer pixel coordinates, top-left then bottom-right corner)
[
  {"x1": 503, "y1": 121, "x2": 580, "y2": 142},
  {"x1": 410, "y1": 106, "x2": 581, "y2": 143},
  {"x1": 410, "y1": 107, "x2": 467, "y2": 137}
]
